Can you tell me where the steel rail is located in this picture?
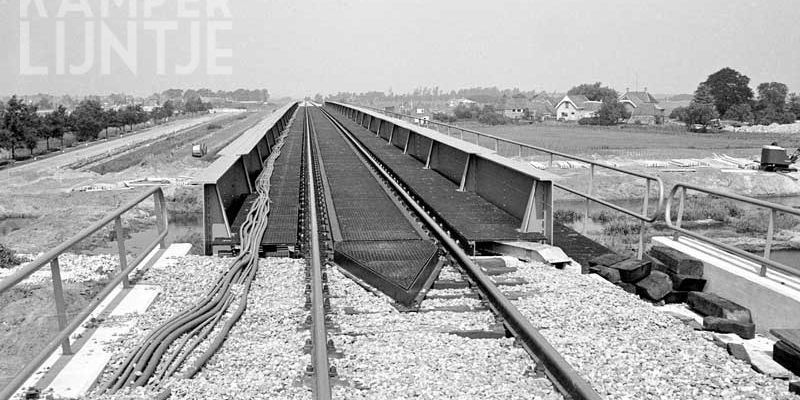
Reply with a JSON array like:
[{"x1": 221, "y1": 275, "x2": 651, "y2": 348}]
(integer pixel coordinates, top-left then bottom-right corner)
[
  {"x1": 317, "y1": 105, "x2": 601, "y2": 400},
  {"x1": 305, "y1": 106, "x2": 334, "y2": 400},
  {"x1": 665, "y1": 183, "x2": 800, "y2": 278}
]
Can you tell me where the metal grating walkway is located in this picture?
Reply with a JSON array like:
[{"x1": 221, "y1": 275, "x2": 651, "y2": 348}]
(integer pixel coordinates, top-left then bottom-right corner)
[
  {"x1": 309, "y1": 107, "x2": 440, "y2": 306},
  {"x1": 327, "y1": 110, "x2": 545, "y2": 246}
]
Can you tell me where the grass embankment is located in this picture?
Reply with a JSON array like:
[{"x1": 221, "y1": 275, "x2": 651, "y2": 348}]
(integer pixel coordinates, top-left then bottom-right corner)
[
  {"x1": 470, "y1": 121, "x2": 800, "y2": 159},
  {"x1": 556, "y1": 197, "x2": 800, "y2": 257}
]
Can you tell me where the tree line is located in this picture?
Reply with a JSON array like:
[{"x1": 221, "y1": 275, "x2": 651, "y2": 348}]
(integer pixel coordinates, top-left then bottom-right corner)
[
  {"x1": 0, "y1": 96, "x2": 212, "y2": 159},
  {"x1": 670, "y1": 67, "x2": 800, "y2": 128}
]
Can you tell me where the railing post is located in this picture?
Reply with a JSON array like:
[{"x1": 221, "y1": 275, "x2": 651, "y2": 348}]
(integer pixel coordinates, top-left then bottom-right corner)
[
  {"x1": 50, "y1": 257, "x2": 72, "y2": 355},
  {"x1": 549, "y1": 153, "x2": 554, "y2": 168},
  {"x1": 584, "y1": 164, "x2": 594, "y2": 234},
  {"x1": 763, "y1": 209, "x2": 776, "y2": 276},
  {"x1": 494, "y1": 138, "x2": 500, "y2": 152},
  {"x1": 115, "y1": 217, "x2": 131, "y2": 288},
  {"x1": 447, "y1": 126, "x2": 451, "y2": 136},
  {"x1": 518, "y1": 144, "x2": 523, "y2": 160},
  {"x1": 638, "y1": 180, "x2": 651, "y2": 260},
  {"x1": 154, "y1": 190, "x2": 168, "y2": 249},
  {"x1": 673, "y1": 187, "x2": 686, "y2": 240}
]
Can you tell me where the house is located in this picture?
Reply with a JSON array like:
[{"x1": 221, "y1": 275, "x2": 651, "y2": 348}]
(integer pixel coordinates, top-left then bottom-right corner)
[
  {"x1": 555, "y1": 95, "x2": 603, "y2": 121},
  {"x1": 528, "y1": 95, "x2": 556, "y2": 121},
  {"x1": 499, "y1": 97, "x2": 532, "y2": 119},
  {"x1": 619, "y1": 89, "x2": 665, "y2": 124},
  {"x1": 447, "y1": 98, "x2": 478, "y2": 108}
]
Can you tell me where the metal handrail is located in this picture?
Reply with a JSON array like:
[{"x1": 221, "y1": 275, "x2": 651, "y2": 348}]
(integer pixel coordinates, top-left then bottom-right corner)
[
  {"x1": 342, "y1": 102, "x2": 665, "y2": 258},
  {"x1": 665, "y1": 183, "x2": 800, "y2": 278},
  {"x1": 0, "y1": 187, "x2": 168, "y2": 399}
]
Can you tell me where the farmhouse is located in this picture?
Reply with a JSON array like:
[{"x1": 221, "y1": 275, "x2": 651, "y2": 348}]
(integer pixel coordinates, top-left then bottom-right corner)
[
  {"x1": 555, "y1": 95, "x2": 603, "y2": 121},
  {"x1": 619, "y1": 89, "x2": 665, "y2": 124},
  {"x1": 499, "y1": 98, "x2": 532, "y2": 119}
]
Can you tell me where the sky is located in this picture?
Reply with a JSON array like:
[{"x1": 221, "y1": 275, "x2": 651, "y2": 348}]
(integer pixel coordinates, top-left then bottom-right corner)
[{"x1": 1, "y1": 0, "x2": 799, "y2": 98}]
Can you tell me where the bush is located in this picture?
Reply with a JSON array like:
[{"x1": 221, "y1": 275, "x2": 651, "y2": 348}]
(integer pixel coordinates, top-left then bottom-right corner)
[
  {"x1": 236, "y1": 114, "x2": 248, "y2": 120},
  {"x1": 432, "y1": 112, "x2": 457, "y2": 123},
  {"x1": 477, "y1": 111, "x2": 508, "y2": 125},
  {"x1": 0, "y1": 243, "x2": 23, "y2": 269},
  {"x1": 207, "y1": 123, "x2": 222, "y2": 130},
  {"x1": 680, "y1": 197, "x2": 743, "y2": 221},
  {"x1": 731, "y1": 209, "x2": 800, "y2": 234},
  {"x1": 554, "y1": 209, "x2": 583, "y2": 223},
  {"x1": 603, "y1": 218, "x2": 642, "y2": 236},
  {"x1": 590, "y1": 210, "x2": 614, "y2": 224}
]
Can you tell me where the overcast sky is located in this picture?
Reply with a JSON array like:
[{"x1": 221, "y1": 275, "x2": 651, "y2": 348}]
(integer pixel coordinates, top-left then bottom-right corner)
[{"x1": 1, "y1": 0, "x2": 799, "y2": 98}]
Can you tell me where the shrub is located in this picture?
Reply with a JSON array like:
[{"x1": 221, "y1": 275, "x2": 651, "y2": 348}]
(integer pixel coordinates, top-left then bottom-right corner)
[
  {"x1": 432, "y1": 112, "x2": 457, "y2": 123},
  {"x1": 603, "y1": 218, "x2": 642, "y2": 236},
  {"x1": 554, "y1": 209, "x2": 582, "y2": 223},
  {"x1": 731, "y1": 209, "x2": 800, "y2": 234},
  {"x1": 236, "y1": 114, "x2": 248, "y2": 120},
  {"x1": 590, "y1": 210, "x2": 614, "y2": 224},
  {"x1": 477, "y1": 111, "x2": 507, "y2": 125},
  {"x1": 207, "y1": 123, "x2": 222, "y2": 130},
  {"x1": 0, "y1": 243, "x2": 23, "y2": 269},
  {"x1": 680, "y1": 197, "x2": 743, "y2": 221}
]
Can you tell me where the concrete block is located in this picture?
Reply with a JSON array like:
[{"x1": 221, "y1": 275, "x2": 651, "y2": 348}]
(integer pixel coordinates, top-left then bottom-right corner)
[
  {"x1": 652, "y1": 236, "x2": 800, "y2": 333},
  {"x1": 713, "y1": 332, "x2": 745, "y2": 348},
  {"x1": 650, "y1": 246, "x2": 704, "y2": 276},
  {"x1": 770, "y1": 329, "x2": 800, "y2": 354},
  {"x1": 635, "y1": 271, "x2": 672, "y2": 301},
  {"x1": 663, "y1": 291, "x2": 689, "y2": 304},
  {"x1": 774, "y1": 340, "x2": 800, "y2": 375},
  {"x1": 670, "y1": 274, "x2": 707, "y2": 292},
  {"x1": 749, "y1": 350, "x2": 791, "y2": 379},
  {"x1": 588, "y1": 253, "x2": 628, "y2": 268},
  {"x1": 727, "y1": 342, "x2": 750, "y2": 361},
  {"x1": 687, "y1": 291, "x2": 752, "y2": 323},
  {"x1": 616, "y1": 282, "x2": 637, "y2": 294},
  {"x1": 790, "y1": 380, "x2": 800, "y2": 394},
  {"x1": 589, "y1": 265, "x2": 621, "y2": 283},
  {"x1": 703, "y1": 316, "x2": 756, "y2": 339},
  {"x1": 610, "y1": 259, "x2": 652, "y2": 283}
]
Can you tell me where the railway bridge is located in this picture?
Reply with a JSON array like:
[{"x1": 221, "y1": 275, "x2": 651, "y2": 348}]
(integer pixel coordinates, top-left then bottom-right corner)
[{"x1": 1, "y1": 102, "x2": 799, "y2": 400}]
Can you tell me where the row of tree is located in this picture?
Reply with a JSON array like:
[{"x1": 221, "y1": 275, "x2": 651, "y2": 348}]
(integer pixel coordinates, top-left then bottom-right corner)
[
  {"x1": 0, "y1": 96, "x2": 212, "y2": 159},
  {"x1": 671, "y1": 68, "x2": 800, "y2": 128}
]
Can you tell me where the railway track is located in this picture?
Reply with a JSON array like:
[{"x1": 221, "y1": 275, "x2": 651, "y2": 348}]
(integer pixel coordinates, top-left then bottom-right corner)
[
  {"x1": 306, "y1": 104, "x2": 601, "y2": 399},
  {"x1": 84, "y1": 103, "x2": 597, "y2": 399}
]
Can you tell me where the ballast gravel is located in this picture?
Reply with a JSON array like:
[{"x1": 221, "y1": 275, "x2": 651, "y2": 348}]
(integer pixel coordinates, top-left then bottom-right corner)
[
  {"x1": 327, "y1": 265, "x2": 561, "y2": 400},
  {"x1": 85, "y1": 256, "x2": 311, "y2": 400},
  {"x1": 501, "y1": 257, "x2": 797, "y2": 400}
]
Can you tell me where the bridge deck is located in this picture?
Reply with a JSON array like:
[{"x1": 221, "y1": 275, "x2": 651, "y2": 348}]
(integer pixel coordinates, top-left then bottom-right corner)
[
  {"x1": 310, "y1": 108, "x2": 439, "y2": 306},
  {"x1": 328, "y1": 109, "x2": 545, "y2": 246}
]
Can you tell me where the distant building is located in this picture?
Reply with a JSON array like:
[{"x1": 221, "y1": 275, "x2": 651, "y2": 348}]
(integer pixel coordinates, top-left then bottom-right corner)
[
  {"x1": 447, "y1": 98, "x2": 478, "y2": 108},
  {"x1": 555, "y1": 95, "x2": 602, "y2": 121},
  {"x1": 619, "y1": 89, "x2": 665, "y2": 124},
  {"x1": 528, "y1": 94, "x2": 556, "y2": 121},
  {"x1": 499, "y1": 98, "x2": 532, "y2": 119}
]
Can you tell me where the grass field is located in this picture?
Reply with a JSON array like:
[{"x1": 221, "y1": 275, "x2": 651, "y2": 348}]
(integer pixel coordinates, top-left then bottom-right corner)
[{"x1": 452, "y1": 121, "x2": 800, "y2": 160}]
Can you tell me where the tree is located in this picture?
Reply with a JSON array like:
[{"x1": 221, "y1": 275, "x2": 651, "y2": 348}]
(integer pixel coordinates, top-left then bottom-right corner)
[
  {"x1": 722, "y1": 103, "x2": 754, "y2": 123},
  {"x1": 669, "y1": 106, "x2": 689, "y2": 122},
  {"x1": 44, "y1": 105, "x2": 69, "y2": 150},
  {"x1": 596, "y1": 99, "x2": 630, "y2": 124},
  {"x1": 453, "y1": 103, "x2": 481, "y2": 119},
  {"x1": 757, "y1": 82, "x2": 788, "y2": 110},
  {"x1": 789, "y1": 93, "x2": 800, "y2": 117},
  {"x1": 71, "y1": 99, "x2": 105, "y2": 141},
  {"x1": 692, "y1": 83, "x2": 716, "y2": 106},
  {"x1": 2, "y1": 96, "x2": 41, "y2": 158},
  {"x1": 685, "y1": 103, "x2": 719, "y2": 127},
  {"x1": 700, "y1": 67, "x2": 754, "y2": 116},
  {"x1": 567, "y1": 82, "x2": 618, "y2": 102}
]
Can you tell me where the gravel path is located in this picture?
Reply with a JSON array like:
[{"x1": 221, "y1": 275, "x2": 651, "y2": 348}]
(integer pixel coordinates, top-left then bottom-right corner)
[
  {"x1": 328, "y1": 264, "x2": 561, "y2": 400},
  {"x1": 85, "y1": 256, "x2": 311, "y2": 399},
  {"x1": 501, "y1": 257, "x2": 797, "y2": 400}
]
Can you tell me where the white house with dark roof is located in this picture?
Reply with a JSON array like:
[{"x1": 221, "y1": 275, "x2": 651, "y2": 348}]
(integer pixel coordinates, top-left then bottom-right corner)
[
  {"x1": 555, "y1": 95, "x2": 603, "y2": 121},
  {"x1": 619, "y1": 89, "x2": 665, "y2": 124}
]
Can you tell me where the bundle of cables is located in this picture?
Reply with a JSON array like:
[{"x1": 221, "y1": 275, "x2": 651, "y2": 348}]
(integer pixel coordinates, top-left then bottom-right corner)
[{"x1": 100, "y1": 112, "x2": 296, "y2": 396}]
